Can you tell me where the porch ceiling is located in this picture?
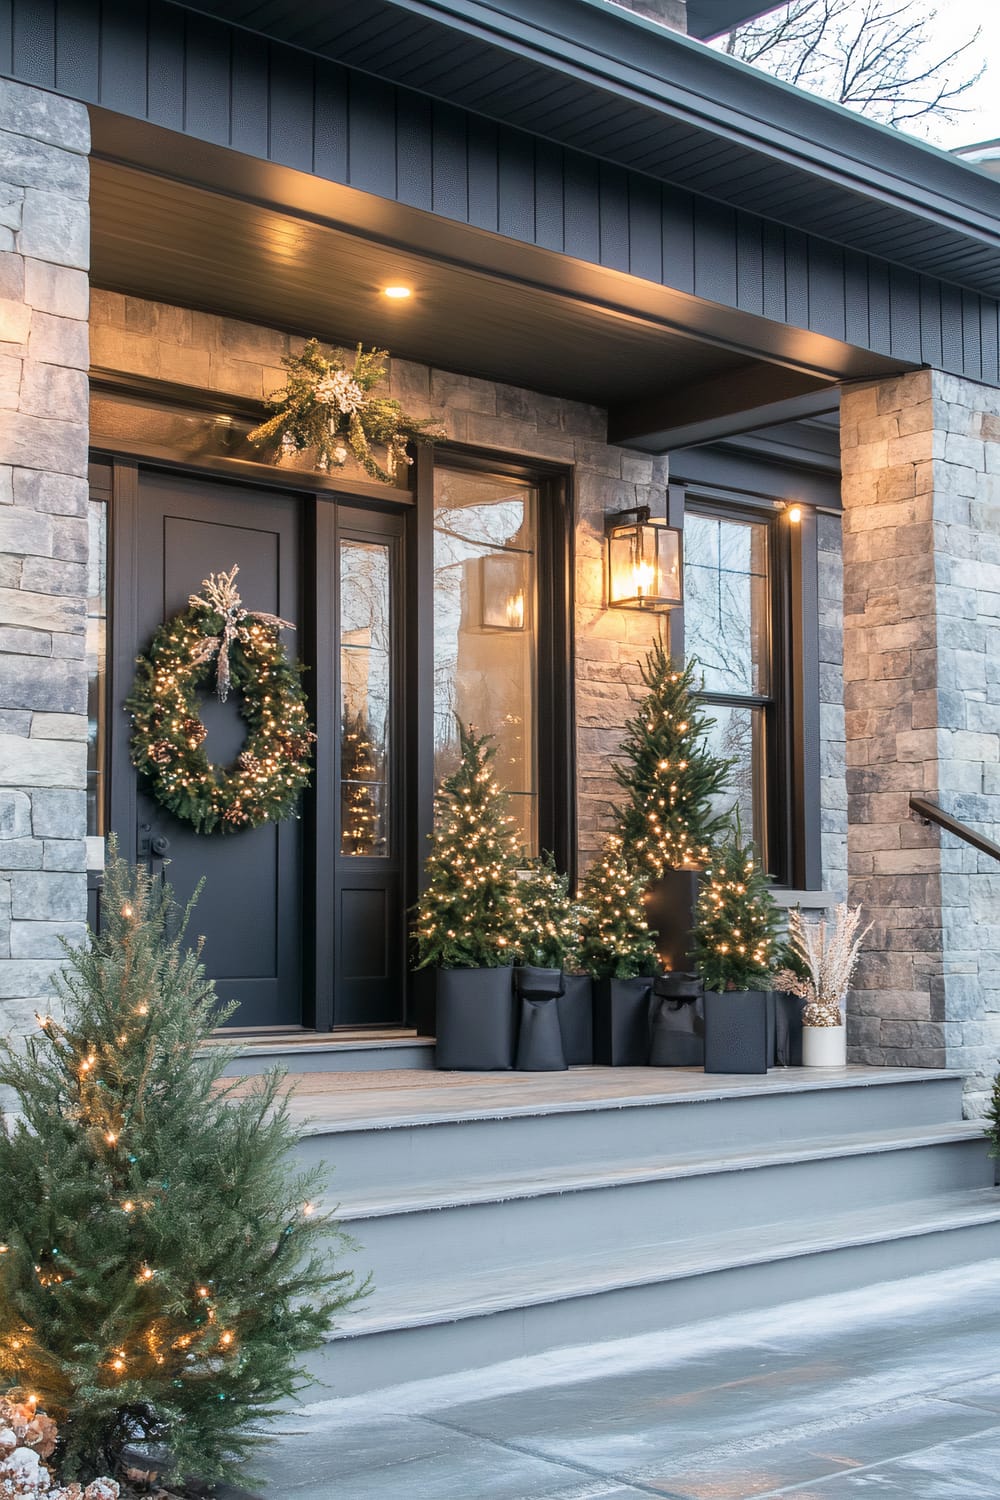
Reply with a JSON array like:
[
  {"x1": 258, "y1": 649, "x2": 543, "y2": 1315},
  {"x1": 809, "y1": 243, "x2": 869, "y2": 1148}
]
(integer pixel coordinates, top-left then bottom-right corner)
[{"x1": 90, "y1": 157, "x2": 776, "y2": 411}]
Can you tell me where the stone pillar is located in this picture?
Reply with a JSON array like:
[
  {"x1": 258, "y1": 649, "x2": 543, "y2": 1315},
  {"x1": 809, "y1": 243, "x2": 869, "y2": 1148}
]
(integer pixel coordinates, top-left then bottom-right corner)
[
  {"x1": 841, "y1": 368, "x2": 1000, "y2": 1111},
  {"x1": 0, "y1": 79, "x2": 90, "y2": 1038},
  {"x1": 608, "y1": 0, "x2": 688, "y2": 33}
]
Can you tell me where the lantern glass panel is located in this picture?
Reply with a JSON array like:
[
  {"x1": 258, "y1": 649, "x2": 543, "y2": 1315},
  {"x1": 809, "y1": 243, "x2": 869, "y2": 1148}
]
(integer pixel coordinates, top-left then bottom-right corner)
[{"x1": 607, "y1": 520, "x2": 681, "y2": 608}]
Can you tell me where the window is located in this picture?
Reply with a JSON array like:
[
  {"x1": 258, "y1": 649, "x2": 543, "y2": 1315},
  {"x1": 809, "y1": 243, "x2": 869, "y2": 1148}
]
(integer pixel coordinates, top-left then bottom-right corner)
[
  {"x1": 433, "y1": 463, "x2": 539, "y2": 852},
  {"x1": 683, "y1": 498, "x2": 827, "y2": 882},
  {"x1": 339, "y1": 538, "x2": 392, "y2": 857},
  {"x1": 684, "y1": 508, "x2": 771, "y2": 857},
  {"x1": 86, "y1": 495, "x2": 108, "y2": 841}
]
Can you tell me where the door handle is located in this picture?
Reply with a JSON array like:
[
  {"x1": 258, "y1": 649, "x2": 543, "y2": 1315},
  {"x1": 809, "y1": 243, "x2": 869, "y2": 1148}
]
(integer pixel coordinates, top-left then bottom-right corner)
[{"x1": 150, "y1": 835, "x2": 171, "y2": 857}]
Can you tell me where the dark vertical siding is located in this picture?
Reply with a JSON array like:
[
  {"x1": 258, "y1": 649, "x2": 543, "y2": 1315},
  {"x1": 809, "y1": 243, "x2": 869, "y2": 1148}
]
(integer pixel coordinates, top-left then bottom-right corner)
[
  {"x1": 395, "y1": 90, "x2": 432, "y2": 210},
  {"x1": 466, "y1": 115, "x2": 498, "y2": 232},
  {"x1": 269, "y1": 47, "x2": 313, "y2": 172},
  {"x1": 627, "y1": 177, "x2": 661, "y2": 285},
  {"x1": 598, "y1": 162, "x2": 629, "y2": 273},
  {"x1": 534, "y1": 137, "x2": 564, "y2": 254},
  {"x1": 432, "y1": 101, "x2": 468, "y2": 222},
  {"x1": 56, "y1": 0, "x2": 100, "y2": 102},
  {"x1": 147, "y1": 3, "x2": 186, "y2": 133},
  {"x1": 4, "y1": 0, "x2": 998, "y2": 384},
  {"x1": 12, "y1": 0, "x2": 53, "y2": 86},
  {"x1": 182, "y1": 11, "x2": 230, "y2": 146},
  {"x1": 313, "y1": 59, "x2": 348, "y2": 184}
]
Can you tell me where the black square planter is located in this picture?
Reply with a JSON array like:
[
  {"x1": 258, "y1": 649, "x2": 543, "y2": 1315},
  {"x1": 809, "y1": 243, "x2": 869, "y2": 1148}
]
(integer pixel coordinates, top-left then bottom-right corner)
[
  {"x1": 557, "y1": 974, "x2": 594, "y2": 1065},
  {"x1": 593, "y1": 976, "x2": 654, "y2": 1066},
  {"x1": 703, "y1": 989, "x2": 775, "y2": 1074},
  {"x1": 434, "y1": 966, "x2": 516, "y2": 1070}
]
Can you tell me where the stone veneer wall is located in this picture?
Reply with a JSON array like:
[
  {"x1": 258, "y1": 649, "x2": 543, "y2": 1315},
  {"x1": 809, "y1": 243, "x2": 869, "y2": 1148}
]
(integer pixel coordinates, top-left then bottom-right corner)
[
  {"x1": 90, "y1": 290, "x2": 671, "y2": 869},
  {"x1": 0, "y1": 80, "x2": 90, "y2": 1040},
  {"x1": 842, "y1": 368, "x2": 1000, "y2": 1111}
]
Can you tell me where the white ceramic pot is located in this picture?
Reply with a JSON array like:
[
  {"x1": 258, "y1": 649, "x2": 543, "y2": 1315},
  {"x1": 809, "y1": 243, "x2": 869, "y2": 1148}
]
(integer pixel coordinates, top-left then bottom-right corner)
[{"x1": 802, "y1": 1023, "x2": 847, "y2": 1068}]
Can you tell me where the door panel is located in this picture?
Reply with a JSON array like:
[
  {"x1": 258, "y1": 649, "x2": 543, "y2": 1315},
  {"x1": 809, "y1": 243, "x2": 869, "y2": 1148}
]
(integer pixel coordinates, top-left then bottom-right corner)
[{"x1": 128, "y1": 468, "x2": 304, "y2": 1030}]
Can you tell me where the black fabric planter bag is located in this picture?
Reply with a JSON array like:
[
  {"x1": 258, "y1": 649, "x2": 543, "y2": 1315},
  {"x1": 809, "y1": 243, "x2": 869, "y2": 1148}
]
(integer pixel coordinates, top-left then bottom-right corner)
[
  {"x1": 703, "y1": 989, "x2": 775, "y2": 1074},
  {"x1": 557, "y1": 974, "x2": 594, "y2": 1065},
  {"x1": 434, "y1": 966, "x2": 516, "y2": 1071},
  {"x1": 774, "y1": 990, "x2": 804, "y2": 1067},
  {"x1": 593, "y1": 975, "x2": 654, "y2": 1066},
  {"x1": 514, "y1": 965, "x2": 565, "y2": 999},
  {"x1": 648, "y1": 973, "x2": 705, "y2": 1067},
  {"x1": 516, "y1": 995, "x2": 568, "y2": 1071}
]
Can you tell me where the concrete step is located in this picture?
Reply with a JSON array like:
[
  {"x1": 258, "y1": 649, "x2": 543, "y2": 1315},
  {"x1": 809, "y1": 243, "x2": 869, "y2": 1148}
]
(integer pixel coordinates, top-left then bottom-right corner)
[
  {"x1": 295, "y1": 1069, "x2": 967, "y2": 1195},
  {"x1": 215, "y1": 1033, "x2": 435, "y2": 1076},
  {"x1": 314, "y1": 1188, "x2": 1000, "y2": 1397},
  {"x1": 328, "y1": 1123, "x2": 991, "y2": 1289}
]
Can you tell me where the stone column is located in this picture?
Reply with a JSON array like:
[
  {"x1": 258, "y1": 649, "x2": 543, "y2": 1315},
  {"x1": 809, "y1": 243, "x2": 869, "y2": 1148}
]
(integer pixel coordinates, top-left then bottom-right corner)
[
  {"x1": 609, "y1": 0, "x2": 688, "y2": 32},
  {"x1": 841, "y1": 367, "x2": 1000, "y2": 1111},
  {"x1": 0, "y1": 79, "x2": 90, "y2": 1038}
]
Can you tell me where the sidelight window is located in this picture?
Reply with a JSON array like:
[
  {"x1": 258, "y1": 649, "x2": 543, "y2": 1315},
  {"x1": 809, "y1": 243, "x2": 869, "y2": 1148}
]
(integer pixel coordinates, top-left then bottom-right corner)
[
  {"x1": 433, "y1": 463, "x2": 540, "y2": 854},
  {"x1": 339, "y1": 538, "x2": 393, "y2": 857}
]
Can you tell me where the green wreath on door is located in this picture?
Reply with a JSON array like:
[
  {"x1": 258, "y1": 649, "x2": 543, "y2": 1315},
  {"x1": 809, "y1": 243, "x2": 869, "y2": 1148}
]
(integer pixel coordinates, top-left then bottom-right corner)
[{"x1": 126, "y1": 566, "x2": 315, "y2": 835}]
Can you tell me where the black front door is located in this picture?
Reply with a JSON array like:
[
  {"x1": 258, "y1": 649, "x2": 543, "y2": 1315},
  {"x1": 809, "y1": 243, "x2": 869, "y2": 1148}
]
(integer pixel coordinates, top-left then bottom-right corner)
[
  {"x1": 108, "y1": 461, "x2": 410, "y2": 1033},
  {"x1": 118, "y1": 467, "x2": 304, "y2": 1030}
]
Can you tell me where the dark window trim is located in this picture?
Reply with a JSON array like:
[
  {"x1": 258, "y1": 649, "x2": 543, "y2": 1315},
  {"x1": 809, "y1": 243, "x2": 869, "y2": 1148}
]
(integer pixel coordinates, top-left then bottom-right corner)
[{"x1": 677, "y1": 483, "x2": 822, "y2": 890}]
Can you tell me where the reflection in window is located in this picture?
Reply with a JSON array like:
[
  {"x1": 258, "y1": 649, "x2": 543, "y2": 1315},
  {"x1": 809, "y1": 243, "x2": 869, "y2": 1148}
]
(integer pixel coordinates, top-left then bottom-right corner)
[
  {"x1": 340, "y1": 539, "x2": 391, "y2": 856},
  {"x1": 433, "y1": 465, "x2": 538, "y2": 854},
  {"x1": 86, "y1": 499, "x2": 107, "y2": 838},
  {"x1": 684, "y1": 510, "x2": 772, "y2": 865},
  {"x1": 684, "y1": 513, "x2": 769, "y2": 696}
]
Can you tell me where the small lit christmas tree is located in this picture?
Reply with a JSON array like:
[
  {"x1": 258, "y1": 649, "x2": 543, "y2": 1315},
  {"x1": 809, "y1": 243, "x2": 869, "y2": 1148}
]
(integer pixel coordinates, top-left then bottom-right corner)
[
  {"x1": 615, "y1": 642, "x2": 733, "y2": 877},
  {"x1": 692, "y1": 818, "x2": 782, "y2": 992},
  {"x1": 576, "y1": 833, "x2": 660, "y2": 980},
  {"x1": 512, "y1": 852, "x2": 579, "y2": 971},
  {"x1": 413, "y1": 722, "x2": 522, "y2": 969},
  {"x1": 340, "y1": 710, "x2": 385, "y2": 856},
  {"x1": 0, "y1": 850, "x2": 361, "y2": 1490}
]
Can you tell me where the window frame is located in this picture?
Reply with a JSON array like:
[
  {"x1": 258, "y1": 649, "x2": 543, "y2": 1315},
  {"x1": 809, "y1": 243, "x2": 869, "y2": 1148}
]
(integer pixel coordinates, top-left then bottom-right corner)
[{"x1": 674, "y1": 483, "x2": 821, "y2": 890}]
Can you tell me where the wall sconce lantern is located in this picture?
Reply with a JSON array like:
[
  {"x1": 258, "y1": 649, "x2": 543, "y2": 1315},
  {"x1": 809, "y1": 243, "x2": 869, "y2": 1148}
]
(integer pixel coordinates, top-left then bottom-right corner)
[
  {"x1": 605, "y1": 506, "x2": 683, "y2": 611},
  {"x1": 480, "y1": 551, "x2": 528, "y2": 631}
]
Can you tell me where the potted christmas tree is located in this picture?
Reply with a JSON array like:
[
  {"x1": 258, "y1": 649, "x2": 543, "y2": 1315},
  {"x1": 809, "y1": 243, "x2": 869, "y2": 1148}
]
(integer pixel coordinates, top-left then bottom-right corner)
[
  {"x1": 0, "y1": 850, "x2": 361, "y2": 1496},
  {"x1": 773, "y1": 905, "x2": 871, "y2": 1067},
  {"x1": 577, "y1": 834, "x2": 661, "y2": 1066},
  {"x1": 413, "y1": 723, "x2": 521, "y2": 1070},
  {"x1": 692, "y1": 820, "x2": 782, "y2": 1073},
  {"x1": 615, "y1": 644, "x2": 732, "y2": 971},
  {"x1": 512, "y1": 853, "x2": 590, "y2": 1069}
]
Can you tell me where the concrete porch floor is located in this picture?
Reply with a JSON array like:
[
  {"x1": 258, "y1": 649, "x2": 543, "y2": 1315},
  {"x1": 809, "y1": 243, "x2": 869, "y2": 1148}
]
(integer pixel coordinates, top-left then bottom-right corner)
[
  {"x1": 237, "y1": 1063, "x2": 968, "y2": 1131},
  {"x1": 258, "y1": 1257, "x2": 1000, "y2": 1498}
]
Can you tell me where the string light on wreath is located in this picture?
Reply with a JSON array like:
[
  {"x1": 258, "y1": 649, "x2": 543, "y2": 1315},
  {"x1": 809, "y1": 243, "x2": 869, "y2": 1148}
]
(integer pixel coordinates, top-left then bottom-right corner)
[{"x1": 126, "y1": 565, "x2": 316, "y2": 835}]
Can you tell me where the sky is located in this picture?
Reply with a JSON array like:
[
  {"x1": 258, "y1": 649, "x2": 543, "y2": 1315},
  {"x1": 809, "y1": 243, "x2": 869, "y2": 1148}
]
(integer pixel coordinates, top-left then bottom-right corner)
[
  {"x1": 712, "y1": 1, "x2": 1000, "y2": 153},
  {"x1": 926, "y1": 0, "x2": 1000, "y2": 149}
]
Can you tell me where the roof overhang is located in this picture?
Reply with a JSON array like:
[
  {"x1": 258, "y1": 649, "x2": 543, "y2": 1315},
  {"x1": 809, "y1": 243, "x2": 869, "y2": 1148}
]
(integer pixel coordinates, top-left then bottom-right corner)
[{"x1": 169, "y1": 0, "x2": 1000, "y2": 297}]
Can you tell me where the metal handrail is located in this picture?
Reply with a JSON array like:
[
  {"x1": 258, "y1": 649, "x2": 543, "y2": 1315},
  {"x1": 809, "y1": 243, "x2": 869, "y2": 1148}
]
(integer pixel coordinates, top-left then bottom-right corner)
[{"x1": 909, "y1": 796, "x2": 1000, "y2": 864}]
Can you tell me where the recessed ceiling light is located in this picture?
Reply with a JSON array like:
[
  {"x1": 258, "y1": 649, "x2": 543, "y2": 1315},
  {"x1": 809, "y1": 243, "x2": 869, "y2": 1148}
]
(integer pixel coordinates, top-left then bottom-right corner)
[{"x1": 383, "y1": 285, "x2": 412, "y2": 300}]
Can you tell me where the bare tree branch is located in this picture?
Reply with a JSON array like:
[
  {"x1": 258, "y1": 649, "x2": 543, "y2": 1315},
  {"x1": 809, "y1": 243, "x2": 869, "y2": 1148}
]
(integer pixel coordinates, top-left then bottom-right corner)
[{"x1": 719, "y1": 0, "x2": 983, "y2": 134}]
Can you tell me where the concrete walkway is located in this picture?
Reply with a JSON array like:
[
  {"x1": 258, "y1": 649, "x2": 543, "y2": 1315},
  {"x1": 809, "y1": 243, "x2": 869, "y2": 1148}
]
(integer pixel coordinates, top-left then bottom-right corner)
[{"x1": 259, "y1": 1259, "x2": 1000, "y2": 1497}]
